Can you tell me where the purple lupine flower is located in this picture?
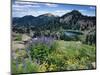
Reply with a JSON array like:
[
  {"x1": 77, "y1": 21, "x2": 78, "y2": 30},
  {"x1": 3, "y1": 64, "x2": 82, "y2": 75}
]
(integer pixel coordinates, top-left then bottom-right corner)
[
  {"x1": 27, "y1": 36, "x2": 55, "y2": 49},
  {"x1": 26, "y1": 48, "x2": 32, "y2": 63},
  {"x1": 16, "y1": 58, "x2": 18, "y2": 69},
  {"x1": 22, "y1": 59, "x2": 26, "y2": 72}
]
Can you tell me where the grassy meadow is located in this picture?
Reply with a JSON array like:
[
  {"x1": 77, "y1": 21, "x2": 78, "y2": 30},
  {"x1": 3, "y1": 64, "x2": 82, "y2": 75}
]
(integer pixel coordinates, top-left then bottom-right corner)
[{"x1": 12, "y1": 35, "x2": 96, "y2": 74}]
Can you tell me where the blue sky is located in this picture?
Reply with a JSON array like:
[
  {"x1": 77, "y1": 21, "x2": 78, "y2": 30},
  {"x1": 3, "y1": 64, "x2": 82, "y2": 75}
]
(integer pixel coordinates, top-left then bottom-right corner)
[{"x1": 12, "y1": 1, "x2": 96, "y2": 17}]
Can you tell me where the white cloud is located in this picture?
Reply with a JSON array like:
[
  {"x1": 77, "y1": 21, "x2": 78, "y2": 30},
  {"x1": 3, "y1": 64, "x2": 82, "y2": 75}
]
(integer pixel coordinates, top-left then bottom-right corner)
[
  {"x1": 89, "y1": 6, "x2": 95, "y2": 9},
  {"x1": 79, "y1": 9, "x2": 86, "y2": 12},
  {"x1": 54, "y1": 10, "x2": 72, "y2": 16},
  {"x1": 13, "y1": 4, "x2": 40, "y2": 8},
  {"x1": 23, "y1": 5, "x2": 40, "y2": 7},
  {"x1": 78, "y1": 9, "x2": 87, "y2": 14},
  {"x1": 55, "y1": 10, "x2": 71, "y2": 13},
  {"x1": 13, "y1": 4, "x2": 25, "y2": 8},
  {"x1": 45, "y1": 3, "x2": 58, "y2": 7},
  {"x1": 15, "y1": 1, "x2": 38, "y2": 5},
  {"x1": 13, "y1": 8, "x2": 23, "y2": 11}
]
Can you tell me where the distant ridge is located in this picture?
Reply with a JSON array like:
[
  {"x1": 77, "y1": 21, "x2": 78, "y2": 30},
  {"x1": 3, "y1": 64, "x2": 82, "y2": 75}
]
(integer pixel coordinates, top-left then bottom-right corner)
[{"x1": 12, "y1": 10, "x2": 96, "y2": 33}]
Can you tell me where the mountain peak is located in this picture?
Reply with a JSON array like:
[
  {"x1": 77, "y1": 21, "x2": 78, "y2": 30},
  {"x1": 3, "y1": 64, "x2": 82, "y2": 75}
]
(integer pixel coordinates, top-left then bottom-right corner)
[
  {"x1": 22, "y1": 15, "x2": 35, "y2": 18},
  {"x1": 44, "y1": 13, "x2": 54, "y2": 17},
  {"x1": 61, "y1": 10, "x2": 82, "y2": 18},
  {"x1": 70, "y1": 10, "x2": 82, "y2": 15},
  {"x1": 38, "y1": 13, "x2": 57, "y2": 18},
  {"x1": 21, "y1": 15, "x2": 36, "y2": 20},
  {"x1": 43, "y1": 13, "x2": 55, "y2": 17}
]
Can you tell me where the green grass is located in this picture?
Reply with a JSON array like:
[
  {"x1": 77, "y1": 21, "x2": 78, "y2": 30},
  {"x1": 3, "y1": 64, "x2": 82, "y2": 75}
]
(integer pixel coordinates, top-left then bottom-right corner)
[
  {"x1": 14, "y1": 34, "x2": 22, "y2": 41},
  {"x1": 12, "y1": 40, "x2": 96, "y2": 73},
  {"x1": 53, "y1": 40, "x2": 95, "y2": 69}
]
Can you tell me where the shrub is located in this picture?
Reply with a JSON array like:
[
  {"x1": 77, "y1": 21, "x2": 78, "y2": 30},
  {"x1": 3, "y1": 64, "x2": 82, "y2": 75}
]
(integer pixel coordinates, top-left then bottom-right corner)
[
  {"x1": 14, "y1": 34, "x2": 22, "y2": 41},
  {"x1": 12, "y1": 59, "x2": 39, "y2": 74},
  {"x1": 30, "y1": 43, "x2": 50, "y2": 64},
  {"x1": 23, "y1": 59, "x2": 39, "y2": 73}
]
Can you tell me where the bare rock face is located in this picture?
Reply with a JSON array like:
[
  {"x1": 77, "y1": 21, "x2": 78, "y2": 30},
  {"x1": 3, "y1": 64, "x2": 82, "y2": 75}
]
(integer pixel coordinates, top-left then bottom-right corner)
[
  {"x1": 60, "y1": 15, "x2": 72, "y2": 23},
  {"x1": 12, "y1": 41, "x2": 25, "y2": 51},
  {"x1": 77, "y1": 20, "x2": 95, "y2": 31},
  {"x1": 22, "y1": 34, "x2": 31, "y2": 42},
  {"x1": 59, "y1": 10, "x2": 96, "y2": 30}
]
